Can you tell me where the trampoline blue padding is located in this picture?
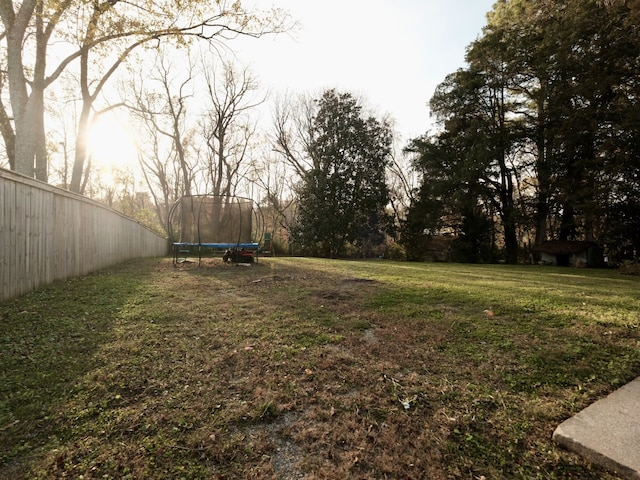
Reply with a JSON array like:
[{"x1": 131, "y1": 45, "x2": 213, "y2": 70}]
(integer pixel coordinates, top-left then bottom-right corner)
[
  {"x1": 172, "y1": 242, "x2": 260, "y2": 264},
  {"x1": 173, "y1": 242, "x2": 259, "y2": 249}
]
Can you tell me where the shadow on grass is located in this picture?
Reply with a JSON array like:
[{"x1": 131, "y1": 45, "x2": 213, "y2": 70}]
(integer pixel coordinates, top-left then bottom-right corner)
[{"x1": 0, "y1": 261, "x2": 155, "y2": 475}]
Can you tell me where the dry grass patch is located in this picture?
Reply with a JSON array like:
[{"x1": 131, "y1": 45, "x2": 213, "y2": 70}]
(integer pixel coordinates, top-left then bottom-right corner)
[{"x1": 1, "y1": 257, "x2": 639, "y2": 479}]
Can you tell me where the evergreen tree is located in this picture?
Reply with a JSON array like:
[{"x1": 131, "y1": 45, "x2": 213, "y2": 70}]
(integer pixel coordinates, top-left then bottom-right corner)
[
  {"x1": 290, "y1": 90, "x2": 392, "y2": 258},
  {"x1": 404, "y1": 59, "x2": 520, "y2": 263},
  {"x1": 405, "y1": 0, "x2": 640, "y2": 263}
]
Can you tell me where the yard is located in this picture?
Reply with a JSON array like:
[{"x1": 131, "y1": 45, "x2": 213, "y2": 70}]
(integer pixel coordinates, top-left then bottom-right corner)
[{"x1": 1, "y1": 257, "x2": 639, "y2": 479}]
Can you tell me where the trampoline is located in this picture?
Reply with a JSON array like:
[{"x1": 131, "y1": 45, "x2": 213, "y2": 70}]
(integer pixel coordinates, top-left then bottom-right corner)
[{"x1": 168, "y1": 195, "x2": 265, "y2": 265}]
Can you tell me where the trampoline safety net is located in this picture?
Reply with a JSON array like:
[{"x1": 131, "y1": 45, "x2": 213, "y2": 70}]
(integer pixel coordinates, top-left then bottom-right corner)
[{"x1": 177, "y1": 196, "x2": 253, "y2": 244}]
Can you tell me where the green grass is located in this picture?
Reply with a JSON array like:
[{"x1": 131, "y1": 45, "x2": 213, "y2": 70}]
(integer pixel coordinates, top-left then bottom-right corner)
[{"x1": 1, "y1": 257, "x2": 638, "y2": 479}]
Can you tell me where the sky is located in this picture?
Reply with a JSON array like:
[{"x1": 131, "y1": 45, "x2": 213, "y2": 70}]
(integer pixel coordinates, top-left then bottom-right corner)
[
  {"x1": 87, "y1": 1, "x2": 496, "y2": 180},
  {"x1": 233, "y1": 0, "x2": 496, "y2": 143}
]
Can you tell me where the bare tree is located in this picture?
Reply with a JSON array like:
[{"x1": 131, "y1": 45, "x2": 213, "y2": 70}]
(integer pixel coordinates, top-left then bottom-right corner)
[
  {"x1": 0, "y1": 0, "x2": 58, "y2": 180},
  {"x1": 199, "y1": 61, "x2": 263, "y2": 199},
  {"x1": 0, "y1": 0, "x2": 289, "y2": 185},
  {"x1": 69, "y1": 1, "x2": 288, "y2": 193},
  {"x1": 126, "y1": 49, "x2": 198, "y2": 233},
  {"x1": 252, "y1": 143, "x2": 297, "y2": 245},
  {"x1": 386, "y1": 141, "x2": 418, "y2": 232},
  {"x1": 271, "y1": 91, "x2": 315, "y2": 178},
  {"x1": 46, "y1": 97, "x2": 76, "y2": 189},
  {"x1": 0, "y1": 48, "x2": 15, "y2": 169}
]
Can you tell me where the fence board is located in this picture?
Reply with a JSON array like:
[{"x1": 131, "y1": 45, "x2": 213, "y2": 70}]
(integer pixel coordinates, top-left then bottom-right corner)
[{"x1": 0, "y1": 168, "x2": 168, "y2": 302}]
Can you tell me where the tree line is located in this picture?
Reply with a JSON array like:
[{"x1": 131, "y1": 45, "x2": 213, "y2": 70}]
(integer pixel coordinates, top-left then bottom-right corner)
[
  {"x1": 1, "y1": 0, "x2": 638, "y2": 264},
  {"x1": 403, "y1": 0, "x2": 640, "y2": 264}
]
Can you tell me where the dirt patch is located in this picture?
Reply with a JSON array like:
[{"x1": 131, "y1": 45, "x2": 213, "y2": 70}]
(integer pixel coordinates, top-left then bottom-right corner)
[
  {"x1": 361, "y1": 328, "x2": 379, "y2": 346},
  {"x1": 341, "y1": 278, "x2": 378, "y2": 284}
]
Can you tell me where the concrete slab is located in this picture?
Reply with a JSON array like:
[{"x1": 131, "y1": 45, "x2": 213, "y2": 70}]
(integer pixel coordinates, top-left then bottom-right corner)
[{"x1": 553, "y1": 376, "x2": 640, "y2": 480}]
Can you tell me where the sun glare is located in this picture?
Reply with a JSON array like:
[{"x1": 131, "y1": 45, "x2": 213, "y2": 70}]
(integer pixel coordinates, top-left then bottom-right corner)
[{"x1": 87, "y1": 113, "x2": 139, "y2": 184}]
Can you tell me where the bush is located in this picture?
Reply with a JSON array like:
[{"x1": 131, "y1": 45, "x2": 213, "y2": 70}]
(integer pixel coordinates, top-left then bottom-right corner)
[
  {"x1": 618, "y1": 262, "x2": 640, "y2": 276},
  {"x1": 385, "y1": 241, "x2": 407, "y2": 261}
]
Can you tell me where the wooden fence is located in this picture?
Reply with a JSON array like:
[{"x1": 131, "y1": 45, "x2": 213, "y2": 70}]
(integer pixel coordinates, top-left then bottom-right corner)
[{"x1": 1, "y1": 168, "x2": 169, "y2": 302}]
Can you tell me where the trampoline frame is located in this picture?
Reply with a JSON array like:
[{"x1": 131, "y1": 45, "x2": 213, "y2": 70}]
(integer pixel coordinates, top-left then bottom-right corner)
[{"x1": 168, "y1": 195, "x2": 264, "y2": 265}]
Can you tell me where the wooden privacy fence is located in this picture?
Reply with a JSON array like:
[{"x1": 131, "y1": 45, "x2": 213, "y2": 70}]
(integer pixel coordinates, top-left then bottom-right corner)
[{"x1": 0, "y1": 168, "x2": 169, "y2": 302}]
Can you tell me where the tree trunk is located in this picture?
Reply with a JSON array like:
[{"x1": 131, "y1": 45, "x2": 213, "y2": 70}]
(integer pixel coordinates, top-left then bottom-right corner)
[
  {"x1": 33, "y1": 89, "x2": 48, "y2": 181},
  {"x1": 534, "y1": 101, "x2": 551, "y2": 248},
  {"x1": 14, "y1": 102, "x2": 37, "y2": 177},
  {"x1": 70, "y1": 103, "x2": 93, "y2": 193},
  {"x1": 33, "y1": 3, "x2": 48, "y2": 182},
  {"x1": 5, "y1": 10, "x2": 34, "y2": 176},
  {"x1": 502, "y1": 198, "x2": 519, "y2": 263},
  {"x1": 0, "y1": 101, "x2": 16, "y2": 170},
  {"x1": 1, "y1": 0, "x2": 48, "y2": 179}
]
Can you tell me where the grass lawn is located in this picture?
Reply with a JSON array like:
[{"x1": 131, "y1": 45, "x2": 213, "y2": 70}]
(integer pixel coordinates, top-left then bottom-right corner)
[{"x1": 1, "y1": 257, "x2": 639, "y2": 479}]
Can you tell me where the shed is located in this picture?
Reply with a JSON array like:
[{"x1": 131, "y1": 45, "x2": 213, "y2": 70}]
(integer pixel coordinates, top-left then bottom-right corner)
[{"x1": 533, "y1": 241, "x2": 604, "y2": 267}]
